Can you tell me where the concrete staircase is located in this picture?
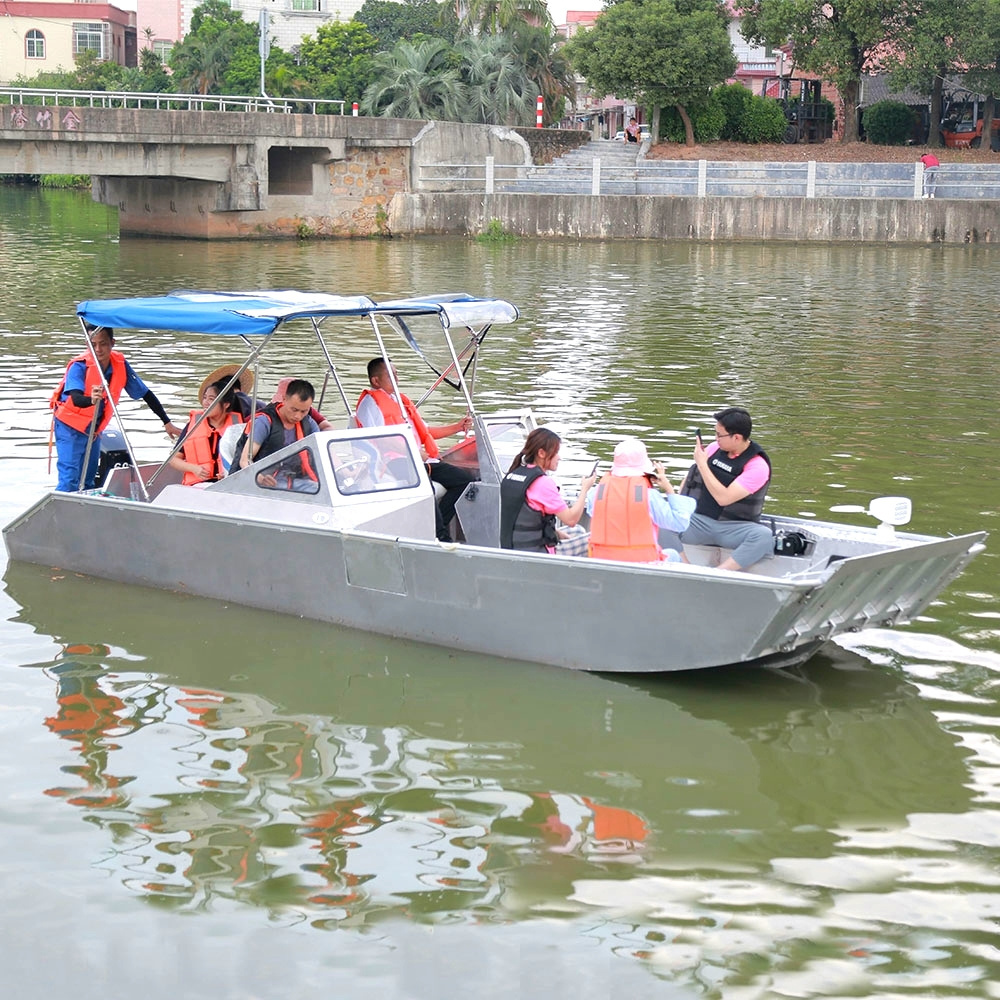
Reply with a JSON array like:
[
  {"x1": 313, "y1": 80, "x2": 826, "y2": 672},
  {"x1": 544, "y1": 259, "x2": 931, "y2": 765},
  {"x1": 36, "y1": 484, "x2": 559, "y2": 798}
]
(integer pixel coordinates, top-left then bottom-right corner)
[{"x1": 498, "y1": 139, "x2": 645, "y2": 195}]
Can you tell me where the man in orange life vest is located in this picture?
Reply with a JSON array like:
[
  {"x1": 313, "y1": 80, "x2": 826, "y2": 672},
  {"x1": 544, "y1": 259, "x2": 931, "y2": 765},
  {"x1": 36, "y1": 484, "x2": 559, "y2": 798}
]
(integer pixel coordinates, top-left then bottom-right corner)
[
  {"x1": 356, "y1": 358, "x2": 475, "y2": 542},
  {"x1": 237, "y1": 378, "x2": 320, "y2": 491},
  {"x1": 50, "y1": 326, "x2": 181, "y2": 492}
]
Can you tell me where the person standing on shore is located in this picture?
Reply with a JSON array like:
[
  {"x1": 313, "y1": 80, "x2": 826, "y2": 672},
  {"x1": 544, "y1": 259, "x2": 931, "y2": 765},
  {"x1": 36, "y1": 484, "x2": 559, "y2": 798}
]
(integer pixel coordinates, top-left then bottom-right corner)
[{"x1": 920, "y1": 152, "x2": 940, "y2": 198}]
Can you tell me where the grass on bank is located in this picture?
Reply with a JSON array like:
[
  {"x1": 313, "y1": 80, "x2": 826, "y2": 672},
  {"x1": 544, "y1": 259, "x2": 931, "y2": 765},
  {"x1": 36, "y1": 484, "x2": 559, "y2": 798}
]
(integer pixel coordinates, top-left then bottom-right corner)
[{"x1": 1, "y1": 174, "x2": 91, "y2": 188}]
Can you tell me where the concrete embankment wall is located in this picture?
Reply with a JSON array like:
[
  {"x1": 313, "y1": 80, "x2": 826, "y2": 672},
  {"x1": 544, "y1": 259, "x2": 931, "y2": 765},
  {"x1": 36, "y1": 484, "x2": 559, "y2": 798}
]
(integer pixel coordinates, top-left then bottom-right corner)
[{"x1": 391, "y1": 192, "x2": 1000, "y2": 245}]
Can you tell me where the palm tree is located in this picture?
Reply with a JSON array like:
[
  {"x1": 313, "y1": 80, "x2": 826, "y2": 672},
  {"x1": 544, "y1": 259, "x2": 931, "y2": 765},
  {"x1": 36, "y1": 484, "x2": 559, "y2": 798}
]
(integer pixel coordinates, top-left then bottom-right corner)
[
  {"x1": 457, "y1": 33, "x2": 534, "y2": 125},
  {"x1": 361, "y1": 38, "x2": 467, "y2": 120},
  {"x1": 507, "y1": 22, "x2": 575, "y2": 125},
  {"x1": 459, "y1": 0, "x2": 550, "y2": 35},
  {"x1": 172, "y1": 35, "x2": 230, "y2": 95}
]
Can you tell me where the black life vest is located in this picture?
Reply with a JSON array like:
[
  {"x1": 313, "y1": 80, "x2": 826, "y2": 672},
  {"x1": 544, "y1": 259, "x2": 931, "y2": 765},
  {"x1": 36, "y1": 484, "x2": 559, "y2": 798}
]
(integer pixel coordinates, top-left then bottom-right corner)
[
  {"x1": 683, "y1": 441, "x2": 771, "y2": 522},
  {"x1": 232, "y1": 403, "x2": 315, "y2": 479},
  {"x1": 499, "y1": 465, "x2": 559, "y2": 551}
]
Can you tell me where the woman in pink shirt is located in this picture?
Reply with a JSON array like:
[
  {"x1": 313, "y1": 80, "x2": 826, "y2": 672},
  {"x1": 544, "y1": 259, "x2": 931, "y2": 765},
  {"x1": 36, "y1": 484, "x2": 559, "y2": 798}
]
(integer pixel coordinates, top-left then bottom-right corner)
[{"x1": 499, "y1": 428, "x2": 597, "y2": 553}]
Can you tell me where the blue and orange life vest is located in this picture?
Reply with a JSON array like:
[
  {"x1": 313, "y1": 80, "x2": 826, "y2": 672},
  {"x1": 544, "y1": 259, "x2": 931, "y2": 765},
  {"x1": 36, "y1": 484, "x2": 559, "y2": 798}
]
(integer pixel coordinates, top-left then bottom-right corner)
[{"x1": 50, "y1": 351, "x2": 127, "y2": 435}]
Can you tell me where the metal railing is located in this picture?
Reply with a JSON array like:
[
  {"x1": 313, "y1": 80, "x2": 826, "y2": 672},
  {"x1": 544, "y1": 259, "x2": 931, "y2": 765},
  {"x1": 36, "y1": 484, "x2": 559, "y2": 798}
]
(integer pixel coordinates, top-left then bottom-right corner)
[
  {"x1": 418, "y1": 156, "x2": 1000, "y2": 200},
  {"x1": 0, "y1": 87, "x2": 347, "y2": 115}
]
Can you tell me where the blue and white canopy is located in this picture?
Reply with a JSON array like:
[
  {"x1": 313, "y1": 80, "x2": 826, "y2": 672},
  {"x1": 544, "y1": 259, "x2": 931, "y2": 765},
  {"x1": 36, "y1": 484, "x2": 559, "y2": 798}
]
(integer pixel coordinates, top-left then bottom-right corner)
[{"x1": 76, "y1": 290, "x2": 519, "y2": 337}]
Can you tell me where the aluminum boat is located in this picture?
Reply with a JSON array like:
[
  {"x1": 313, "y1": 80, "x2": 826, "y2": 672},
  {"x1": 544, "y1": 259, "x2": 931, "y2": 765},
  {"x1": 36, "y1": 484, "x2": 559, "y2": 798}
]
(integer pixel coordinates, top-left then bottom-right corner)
[{"x1": 3, "y1": 290, "x2": 986, "y2": 673}]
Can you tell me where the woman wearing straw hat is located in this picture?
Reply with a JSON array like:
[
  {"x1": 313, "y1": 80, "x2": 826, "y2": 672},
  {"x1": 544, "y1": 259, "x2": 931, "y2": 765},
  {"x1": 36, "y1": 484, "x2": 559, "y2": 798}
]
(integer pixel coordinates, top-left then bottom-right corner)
[
  {"x1": 168, "y1": 376, "x2": 245, "y2": 485},
  {"x1": 198, "y1": 364, "x2": 254, "y2": 418}
]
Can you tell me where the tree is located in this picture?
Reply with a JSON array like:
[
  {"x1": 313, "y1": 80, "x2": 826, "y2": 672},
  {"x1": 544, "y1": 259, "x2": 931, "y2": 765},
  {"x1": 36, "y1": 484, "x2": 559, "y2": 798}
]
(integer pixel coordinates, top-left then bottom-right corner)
[
  {"x1": 459, "y1": 0, "x2": 550, "y2": 35},
  {"x1": 953, "y1": 0, "x2": 1000, "y2": 151},
  {"x1": 739, "y1": 0, "x2": 903, "y2": 143},
  {"x1": 457, "y1": 33, "x2": 534, "y2": 125},
  {"x1": 296, "y1": 22, "x2": 379, "y2": 101},
  {"x1": 566, "y1": 0, "x2": 736, "y2": 146},
  {"x1": 879, "y1": 0, "x2": 972, "y2": 147},
  {"x1": 169, "y1": 0, "x2": 265, "y2": 95},
  {"x1": 507, "y1": 22, "x2": 575, "y2": 125},
  {"x1": 361, "y1": 37, "x2": 467, "y2": 118},
  {"x1": 353, "y1": 0, "x2": 458, "y2": 50}
]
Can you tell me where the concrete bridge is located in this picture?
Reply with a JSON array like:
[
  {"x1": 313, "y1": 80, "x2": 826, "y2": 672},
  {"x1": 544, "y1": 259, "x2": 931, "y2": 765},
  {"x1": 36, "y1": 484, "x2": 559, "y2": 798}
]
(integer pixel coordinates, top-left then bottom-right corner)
[
  {"x1": 0, "y1": 91, "x2": 566, "y2": 239},
  {"x1": 4, "y1": 88, "x2": 1000, "y2": 245}
]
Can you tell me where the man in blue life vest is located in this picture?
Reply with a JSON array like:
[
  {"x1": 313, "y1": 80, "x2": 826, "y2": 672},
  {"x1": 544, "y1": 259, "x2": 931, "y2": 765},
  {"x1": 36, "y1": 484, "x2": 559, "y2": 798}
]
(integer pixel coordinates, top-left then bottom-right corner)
[
  {"x1": 678, "y1": 406, "x2": 773, "y2": 572},
  {"x1": 50, "y1": 326, "x2": 181, "y2": 492}
]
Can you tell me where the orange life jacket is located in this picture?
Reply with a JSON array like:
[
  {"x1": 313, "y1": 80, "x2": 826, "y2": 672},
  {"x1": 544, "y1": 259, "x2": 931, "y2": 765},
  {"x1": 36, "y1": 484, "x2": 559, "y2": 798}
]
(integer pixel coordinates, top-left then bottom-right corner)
[
  {"x1": 50, "y1": 351, "x2": 127, "y2": 435},
  {"x1": 179, "y1": 408, "x2": 244, "y2": 486},
  {"x1": 356, "y1": 387, "x2": 439, "y2": 459},
  {"x1": 588, "y1": 474, "x2": 662, "y2": 562}
]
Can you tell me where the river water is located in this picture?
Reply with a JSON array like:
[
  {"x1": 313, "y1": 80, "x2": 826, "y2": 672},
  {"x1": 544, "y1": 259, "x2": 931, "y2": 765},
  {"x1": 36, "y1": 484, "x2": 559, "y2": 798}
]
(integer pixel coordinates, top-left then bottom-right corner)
[{"x1": 2, "y1": 186, "x2": 1000, "y2": 999}]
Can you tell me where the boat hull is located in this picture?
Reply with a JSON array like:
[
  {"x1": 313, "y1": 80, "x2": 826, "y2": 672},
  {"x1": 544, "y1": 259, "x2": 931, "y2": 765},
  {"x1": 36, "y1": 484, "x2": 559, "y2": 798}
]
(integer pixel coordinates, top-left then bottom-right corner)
[{"x1": 3, "y1": 491, "x2": 985, "y2": 673}]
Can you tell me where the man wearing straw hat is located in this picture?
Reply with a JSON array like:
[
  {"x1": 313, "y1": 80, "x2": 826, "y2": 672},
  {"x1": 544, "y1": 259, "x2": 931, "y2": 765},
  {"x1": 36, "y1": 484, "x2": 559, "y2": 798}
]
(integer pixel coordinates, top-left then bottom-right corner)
[{"x1": 50, "y1": 326, "x2": 181, "y2": 492}]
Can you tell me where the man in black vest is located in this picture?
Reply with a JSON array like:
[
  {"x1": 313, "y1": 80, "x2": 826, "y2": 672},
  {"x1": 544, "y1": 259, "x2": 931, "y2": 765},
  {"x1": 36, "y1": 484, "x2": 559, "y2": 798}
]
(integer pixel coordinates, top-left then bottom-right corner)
[
  {"x1": 237, "y1": 379, "x2": 320, "y2": 491},
  {"x1": 679, "y1": 406, "x2": 773, "y2": 571}
]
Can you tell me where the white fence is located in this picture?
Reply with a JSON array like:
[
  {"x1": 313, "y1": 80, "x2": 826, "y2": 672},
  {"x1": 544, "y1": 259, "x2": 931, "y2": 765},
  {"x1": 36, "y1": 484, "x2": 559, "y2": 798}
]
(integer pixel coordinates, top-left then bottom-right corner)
[
  {"x1": 419, "y1": 157, "x2": 999, "y2": 200},
  {"x1": 0, "y1": 87, "x2": 347, "y2": 115}
]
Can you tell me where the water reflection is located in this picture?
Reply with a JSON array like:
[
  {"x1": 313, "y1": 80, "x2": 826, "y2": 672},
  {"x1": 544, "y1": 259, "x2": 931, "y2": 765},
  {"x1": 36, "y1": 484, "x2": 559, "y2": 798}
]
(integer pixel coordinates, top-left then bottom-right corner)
[
  {"x1": 5, "y1": 186, "x2": 1000, "y2": 996},
  {"x1": 8, "y1": 561, "x2": 998, "y2": 992}
]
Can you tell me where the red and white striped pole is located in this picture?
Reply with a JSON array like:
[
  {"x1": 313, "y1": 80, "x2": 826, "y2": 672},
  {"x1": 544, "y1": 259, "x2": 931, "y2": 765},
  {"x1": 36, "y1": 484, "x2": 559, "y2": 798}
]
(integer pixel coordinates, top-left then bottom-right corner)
[
  {"x1": 352, "y1": 102, "x2": 359, "y2": 117},
  {"x1": 536, "y1": 95, "x2": 543, "y2": 128}
]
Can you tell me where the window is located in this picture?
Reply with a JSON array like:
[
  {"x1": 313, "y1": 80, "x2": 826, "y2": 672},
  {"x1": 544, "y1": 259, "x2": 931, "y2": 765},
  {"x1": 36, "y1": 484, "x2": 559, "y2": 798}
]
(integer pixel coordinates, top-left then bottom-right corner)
[
  {"x1": 328, "y1": 435, "x2": 420, "y2": 495},
  {"x1": 73, "y1": 22, "x2": 108, "y2": 59},
  {"x1": 292, "y1": 0, "x2": 321, "y2": 10},
  {"x1": 152, "y1": 40, "x2": 173, "y2": 62},
  {"x1": 26, "y1": 29, "x2": 45, "y2": 59},
  {"x1": 254, "y1": 446, "x2": 321, "y2": 495}
]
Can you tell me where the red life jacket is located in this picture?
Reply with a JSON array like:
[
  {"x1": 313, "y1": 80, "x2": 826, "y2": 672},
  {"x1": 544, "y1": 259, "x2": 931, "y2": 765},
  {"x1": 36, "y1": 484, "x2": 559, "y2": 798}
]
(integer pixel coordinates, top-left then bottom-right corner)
[
  {"x1": 356, "y1": 387, "x2": 439, "y2": 459},
  {"x1": 588, "y1": 475, "x2": 662, "y2": 562},
  {"x1": 179, "y1": 408, "x2": 244, "y2": 486},
  {"x1": 50, "y1": 351, "x2": 127, "y2": 435}
]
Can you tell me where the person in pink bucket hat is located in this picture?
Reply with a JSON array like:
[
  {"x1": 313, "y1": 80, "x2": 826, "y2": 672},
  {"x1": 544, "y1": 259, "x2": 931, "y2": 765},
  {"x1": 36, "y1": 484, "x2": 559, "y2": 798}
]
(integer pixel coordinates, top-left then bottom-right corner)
[{"x1": 587, "y1": 437, "x2": 694, "y2": 563}]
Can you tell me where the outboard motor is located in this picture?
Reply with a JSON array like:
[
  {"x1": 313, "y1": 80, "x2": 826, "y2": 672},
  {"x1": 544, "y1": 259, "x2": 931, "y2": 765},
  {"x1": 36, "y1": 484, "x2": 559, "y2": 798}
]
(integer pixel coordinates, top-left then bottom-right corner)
[{"x1": 94, "y1": 427, "x2": 133, "y2": 489}]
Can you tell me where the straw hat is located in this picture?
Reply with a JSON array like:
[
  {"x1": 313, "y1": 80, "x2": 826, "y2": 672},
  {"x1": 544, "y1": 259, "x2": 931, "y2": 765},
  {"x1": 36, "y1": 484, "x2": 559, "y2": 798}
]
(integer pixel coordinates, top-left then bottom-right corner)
[
  {"x1": 198, "y1": 364, "x2": 254, "y2": 402},
  {"x1": 610, "y1": 437, "x2": 655, "y2": 477}
]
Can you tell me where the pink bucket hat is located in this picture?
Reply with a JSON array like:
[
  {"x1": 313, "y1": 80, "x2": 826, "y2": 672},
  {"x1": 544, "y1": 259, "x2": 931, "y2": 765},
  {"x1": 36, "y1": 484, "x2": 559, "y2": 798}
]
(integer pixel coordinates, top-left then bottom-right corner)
[{"x1": 611, "y1": 437, "x2": 655, "y2": 477}]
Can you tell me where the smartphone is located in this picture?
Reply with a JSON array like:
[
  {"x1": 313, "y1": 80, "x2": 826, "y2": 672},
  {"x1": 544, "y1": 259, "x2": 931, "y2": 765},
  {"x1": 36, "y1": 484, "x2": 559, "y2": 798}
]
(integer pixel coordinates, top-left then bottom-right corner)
[{"x1": 695, "y1": 428, "x2": 703, "y2": 444}]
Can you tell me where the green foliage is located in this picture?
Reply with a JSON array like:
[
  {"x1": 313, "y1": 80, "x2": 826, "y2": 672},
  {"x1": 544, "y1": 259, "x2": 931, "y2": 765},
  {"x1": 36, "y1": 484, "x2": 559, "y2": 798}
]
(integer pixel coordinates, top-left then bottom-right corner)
[
  {"x1": 739, "y1": 0, "x2": 900, "y2": 142},
  {"x1": 169, "y1": 0, "x2": 264, "y2": 95},
  {"x1": 475, "y1": 219, "x2": 517, "y2": 243},
  {"x1": 39, "y1": 175, "x2": 91, "y2": 188},
  {"x1": 740, "y1": 94, "x2": 789, "y2": 143},
  {"x1": 566, "y1": 0, "x2": 736, "y2": 144},
  {"x1": 863, "y1": 99, "x2": 916, "y2": 145},
  {"x1": 716, "y1": 82, "x2": 753, "y2": 141},
  {"x1": 296, "y1": 22, "x2": 379, "y2": 101},
  {"x1": 660, "y1": 92, "x2": 726, "y2": 143},
  {"x1": 12, "y1": 47, "x2": 172, "y2": 94},
  {"x1": 362, "y1": 37, "x2": 466, "y2": 119},
  {"x1": 457, "y1": 33, "x2": 534, "y2": 125},
  {"x1": 459, "y1": 0, "x2": 551, "y2": 35},
  {"x1": 353, "y1": 0, "x2": 457, "y2": 50}
]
